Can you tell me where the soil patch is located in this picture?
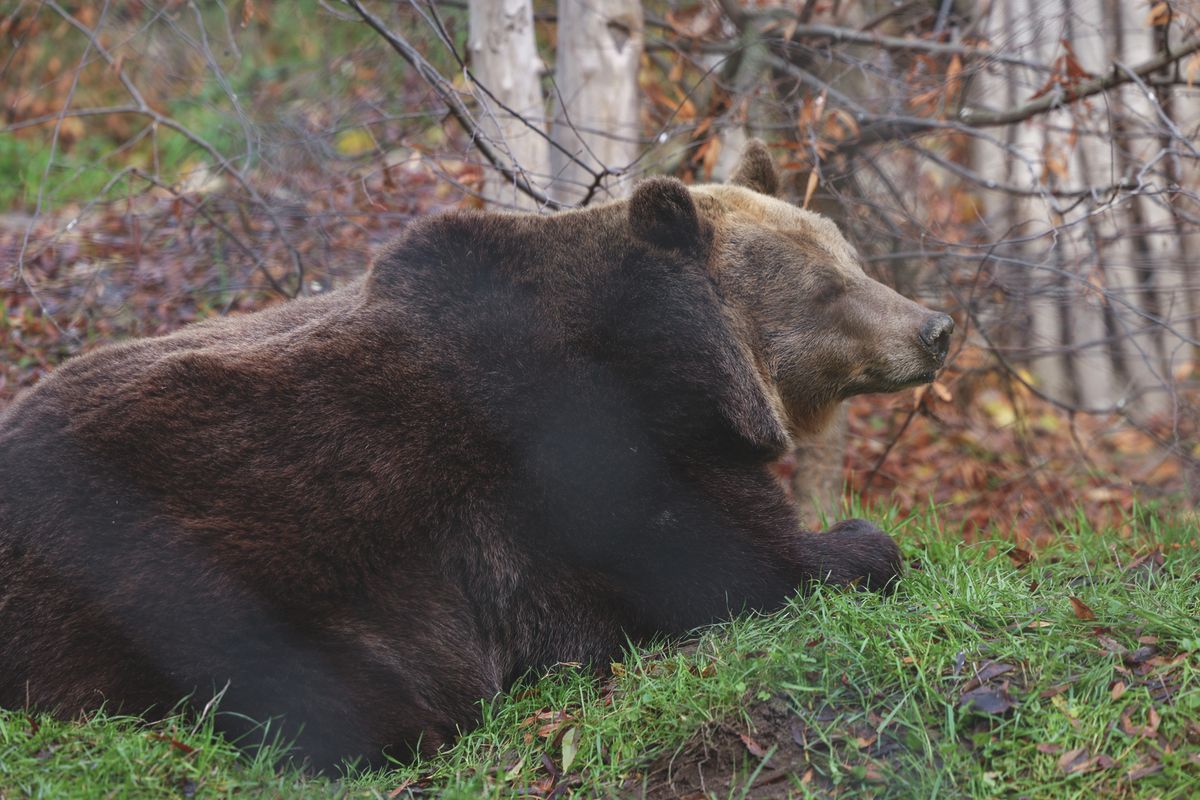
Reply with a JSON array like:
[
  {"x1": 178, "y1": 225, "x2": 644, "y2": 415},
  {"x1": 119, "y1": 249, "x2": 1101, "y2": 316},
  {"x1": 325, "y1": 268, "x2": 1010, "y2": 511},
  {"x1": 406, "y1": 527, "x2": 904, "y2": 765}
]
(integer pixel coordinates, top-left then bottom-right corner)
[{"x1": 629, "y1": 694, "x2": 909, "y2": 799}]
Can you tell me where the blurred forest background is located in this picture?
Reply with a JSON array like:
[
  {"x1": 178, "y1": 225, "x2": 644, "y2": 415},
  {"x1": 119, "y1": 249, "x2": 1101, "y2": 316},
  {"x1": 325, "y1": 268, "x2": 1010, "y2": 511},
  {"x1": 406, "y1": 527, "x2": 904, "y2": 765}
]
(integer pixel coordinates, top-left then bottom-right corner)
[{"x1": 2, "y1": 0, "x2": 1198, "y2": 544}]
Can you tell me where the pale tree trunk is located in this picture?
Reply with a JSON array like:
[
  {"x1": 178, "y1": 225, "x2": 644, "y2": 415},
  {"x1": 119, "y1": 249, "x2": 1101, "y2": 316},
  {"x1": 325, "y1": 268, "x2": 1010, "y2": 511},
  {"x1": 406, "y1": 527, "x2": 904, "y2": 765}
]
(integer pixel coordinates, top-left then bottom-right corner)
[
  {"x1": 550, "y1": 0, "x2": 643, "y2": 203},
  {"x1": 787, "y1": 406, "x2": 849, "y2": 526},
  {"x1": 468, "y1": 0, "x2": 551, "y2": 209},
  {"x1": 972, "y1": 0, "x2": 1196, "y2": 414}
]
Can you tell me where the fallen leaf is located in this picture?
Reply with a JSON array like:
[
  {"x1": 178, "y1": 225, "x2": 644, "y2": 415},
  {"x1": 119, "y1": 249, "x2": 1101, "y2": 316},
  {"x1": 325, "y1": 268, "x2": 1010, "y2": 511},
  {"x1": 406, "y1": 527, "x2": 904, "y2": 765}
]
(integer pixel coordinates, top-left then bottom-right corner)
[
  {"x1": 540, "y1": 751, "x2": 559, "y2": 781},
  {"x1": 504, "y1": 757, "x2": 525, "y2": 782},
  {"x1": 560, "y1": 727, "x2": 578, "y2": 773},
  {"x1": 1008, "y1": 547, "x2": 1035, "y2": 567},
  {"x1": 961, "y1": 660, "x2": 1015, "y2": 692},
  {"x1": 1057, "y1": 747, "x2": 1089, "y2": 773},
  {"x1": 1036, "y1": 743, "x2": 1062, "y2": 754},
  {"x1": 537, "y1": 722, "x2": 564, "y2": 738},
  {"x1": 169, "y1": 738, "x2": 195, "y2": 755},
  {"x1": 1124, "y1": 550, "x2": 1165, "y2": 583},
  {"x1": 739, "y1": 732, "x2": 768, "y2": 759},
  {"x1": 1120, "y1": 706, "x2": 1162, "y2": 738},
  {"x1": 1057, "y1": 747, "x2": 1114, "y2": 775},
  {"x1": 1111, "y1": 681, "x2": 1127, "y2": 701},
  {"x1": 802, "y1": 169, "x2": 819, "y2": 210},
  {"x1": 148, "y1": 732, "x2": 196, "y2": 755},
  {"x1": 1069, "y1": 596, "x2": 1096, "y2": 621},
  {"x1": 1124, "y1": 646, "x2": 1156, "y2": 665},
  {"x1": 1040, "y1": 683, "x2": 1070, "y2": 699},
  {"x1": 976, "y1": 661, "x2": 1015, "y2": 683},
  {"x1": 1126, "y1": 759, "x2": 1163, "y2": 781},
  {"x1": 387, "y1": 779, "x2": 417, "y2": 798},
  {"x1": 1049, "y1": 694, "x2": 1083, "y2": 730},
  {"x1": 960, "y1": 685, "x2": 1015, "y2": 715}
]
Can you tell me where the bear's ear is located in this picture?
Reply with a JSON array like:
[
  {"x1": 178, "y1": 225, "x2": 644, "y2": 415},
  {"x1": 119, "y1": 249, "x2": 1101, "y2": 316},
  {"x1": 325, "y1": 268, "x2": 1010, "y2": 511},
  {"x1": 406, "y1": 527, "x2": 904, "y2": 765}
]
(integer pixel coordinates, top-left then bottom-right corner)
[
  {"x1": 729, "y1": 139, "x2": 779, "y2": 196},
  {"x1": 629, "y1": 177, "x2": 704, "y2": 252}
]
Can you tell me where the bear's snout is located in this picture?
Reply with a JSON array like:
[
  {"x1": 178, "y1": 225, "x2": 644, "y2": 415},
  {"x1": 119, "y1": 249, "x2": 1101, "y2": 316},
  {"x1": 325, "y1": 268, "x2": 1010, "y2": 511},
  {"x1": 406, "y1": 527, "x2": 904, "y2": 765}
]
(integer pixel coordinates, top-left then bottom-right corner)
[{"x1": 918, "y1": 313, "x2": 954, "y2": 363}]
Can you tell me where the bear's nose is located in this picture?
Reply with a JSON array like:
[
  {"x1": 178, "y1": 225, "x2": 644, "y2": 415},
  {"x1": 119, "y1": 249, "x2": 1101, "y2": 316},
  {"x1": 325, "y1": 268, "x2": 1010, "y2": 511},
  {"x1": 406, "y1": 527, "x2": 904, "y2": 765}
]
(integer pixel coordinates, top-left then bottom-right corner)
[{"x1": 918, "y1": 314, "x2": 954, "y2": 362}]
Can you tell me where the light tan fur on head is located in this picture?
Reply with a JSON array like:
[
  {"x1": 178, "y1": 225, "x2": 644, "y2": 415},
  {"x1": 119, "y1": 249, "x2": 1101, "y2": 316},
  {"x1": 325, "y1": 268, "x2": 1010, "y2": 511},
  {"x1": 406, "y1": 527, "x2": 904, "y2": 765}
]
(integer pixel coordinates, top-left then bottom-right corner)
[{"x1": 690, "y1": 175, "x2": 951, "y2": 438}]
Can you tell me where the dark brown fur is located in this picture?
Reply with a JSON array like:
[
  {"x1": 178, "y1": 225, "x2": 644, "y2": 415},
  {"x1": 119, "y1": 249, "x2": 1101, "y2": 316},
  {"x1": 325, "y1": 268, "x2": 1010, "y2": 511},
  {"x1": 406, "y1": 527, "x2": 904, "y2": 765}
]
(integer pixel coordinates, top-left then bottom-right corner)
[{"x1": 0, "y1": 145, "x2": 948, "y2": 770}]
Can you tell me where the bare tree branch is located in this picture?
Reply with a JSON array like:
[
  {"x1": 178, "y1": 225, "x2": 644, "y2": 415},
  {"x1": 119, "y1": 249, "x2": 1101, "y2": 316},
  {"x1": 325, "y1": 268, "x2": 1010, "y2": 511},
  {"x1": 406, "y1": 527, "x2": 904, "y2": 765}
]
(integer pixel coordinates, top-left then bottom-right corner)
[
  {"x1": 44, "y1": 0, "x2": 306, "y2": 295},
  {"x1": 825, "y1": 37, "x2": 1200, "y2": 153},
  {"x1": 342, "y1": 0, "x2": 565, "y2": 210}
]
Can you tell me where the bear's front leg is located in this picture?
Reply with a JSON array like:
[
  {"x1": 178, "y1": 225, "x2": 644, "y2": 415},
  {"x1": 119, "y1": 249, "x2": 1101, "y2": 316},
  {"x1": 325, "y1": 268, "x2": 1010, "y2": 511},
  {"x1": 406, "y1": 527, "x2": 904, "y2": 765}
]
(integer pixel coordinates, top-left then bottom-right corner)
[{"x1": 798, "y1": 518, "x2": 903, "y2": 591}]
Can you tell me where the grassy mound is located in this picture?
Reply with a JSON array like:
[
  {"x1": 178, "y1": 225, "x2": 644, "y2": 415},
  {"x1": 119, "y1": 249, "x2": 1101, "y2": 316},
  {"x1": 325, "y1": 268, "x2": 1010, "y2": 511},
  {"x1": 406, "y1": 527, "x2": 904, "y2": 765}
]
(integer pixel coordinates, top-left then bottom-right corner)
[{"x1": 2, "y1": 505, "x2": 1196, "y2": 798}]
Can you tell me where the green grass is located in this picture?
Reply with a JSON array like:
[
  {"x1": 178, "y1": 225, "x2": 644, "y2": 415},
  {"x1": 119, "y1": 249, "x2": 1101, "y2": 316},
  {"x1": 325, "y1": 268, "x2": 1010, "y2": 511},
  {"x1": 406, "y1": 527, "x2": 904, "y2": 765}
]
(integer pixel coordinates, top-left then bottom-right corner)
[{"x1": 2, "y1": 504, "x2": 1197, "y2": 798}]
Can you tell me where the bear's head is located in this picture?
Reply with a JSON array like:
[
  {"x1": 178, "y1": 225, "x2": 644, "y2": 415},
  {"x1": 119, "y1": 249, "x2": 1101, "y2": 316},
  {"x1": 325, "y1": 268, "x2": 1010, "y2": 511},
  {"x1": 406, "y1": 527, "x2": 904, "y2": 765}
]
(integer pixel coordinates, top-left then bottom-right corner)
[{"x1": 628, "y1": 141, "x2": 953, "y2": 438}]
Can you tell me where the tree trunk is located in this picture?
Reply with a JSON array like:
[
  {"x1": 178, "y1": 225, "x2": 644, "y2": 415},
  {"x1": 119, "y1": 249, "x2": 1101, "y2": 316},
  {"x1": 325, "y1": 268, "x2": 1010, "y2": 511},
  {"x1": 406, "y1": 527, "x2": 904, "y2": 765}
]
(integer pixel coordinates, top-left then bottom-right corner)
[
  {"x1": 468, "y1": 0, "x2": 551, "y2": 210},
  {"x1": 970, "y1": 0, "x2": 1192, "y2": 415},
  {"x1": 789, "y1": 404, "x2": 849, "y2": 526},
  {"x1": 550, "y1": 0, "x2": 643, "y2": 203}
]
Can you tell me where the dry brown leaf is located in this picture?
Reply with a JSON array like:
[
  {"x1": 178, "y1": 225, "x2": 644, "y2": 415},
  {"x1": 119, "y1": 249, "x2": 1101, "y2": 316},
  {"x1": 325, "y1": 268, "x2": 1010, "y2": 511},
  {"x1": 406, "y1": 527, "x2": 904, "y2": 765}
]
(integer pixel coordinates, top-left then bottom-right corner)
[
  {"x1": 1040, "y1": 682, "x2": 1071, "y2": 699},
  {"x1": 1187, "y1": 52, "x2": 1200, "y2": 87},
  {"x1": 664, "y1": 5, "x2": 722, "y2": 39},
  {"x1": 1126, "y1": 759, "x2": 1163, "y2": 781},
  {"x1": 1120, "y1": 706, "x2": 1162, "y2": 738},
  {"x1": 387, "y1": 778, "x2": 417, "y2": 798},
  {"x1": 700, "y1": 137, "x2": 721, "y2": 180},
  {"x1": 1125, "y1": 550, "x2": 1165, "y2": 580},
  {"x1": 802, "y1": 169, "x2": 819, "y2": 210},
  {"x1": 1057, "y1": 747, "x2": 1090, "y2": 773},
  {"x1": 1057, "y1": 747, "x2": 1114, "y2": 775},
  {"x1": 1069, "y1": 596, "x2": 1096, "y2": 621},
  {"x1": 1123, "y1": 646, "x2": 1156, "y2": 666},
  {"x1": 1147, "y1": 1, "x2": 1171, "y2": 26},
  {"x1": 960, "y1": 685, "x2": 1015, "y2": 715},
  {"x1": 1008, "y1": 547, "x2": 1035, "y2": 568},
  {"x1": 739, "y1": 732, "x2": 768, "y2": 759}
]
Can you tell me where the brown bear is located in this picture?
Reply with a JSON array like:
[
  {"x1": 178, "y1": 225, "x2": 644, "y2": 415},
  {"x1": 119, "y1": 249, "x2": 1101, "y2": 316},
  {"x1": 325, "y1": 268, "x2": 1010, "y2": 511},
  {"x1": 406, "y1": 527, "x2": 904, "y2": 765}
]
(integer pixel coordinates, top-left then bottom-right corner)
[{"x1": 0, "y1": 142, "x2": 952, "y2": 770}]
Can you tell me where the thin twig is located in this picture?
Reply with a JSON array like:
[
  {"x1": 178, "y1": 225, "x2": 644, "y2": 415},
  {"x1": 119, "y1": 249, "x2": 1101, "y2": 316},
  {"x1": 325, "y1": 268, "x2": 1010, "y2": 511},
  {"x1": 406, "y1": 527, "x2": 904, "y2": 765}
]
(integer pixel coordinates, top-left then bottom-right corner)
[{"x1": 342, "y1": 0, "x2": 564, "y2": 210}]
